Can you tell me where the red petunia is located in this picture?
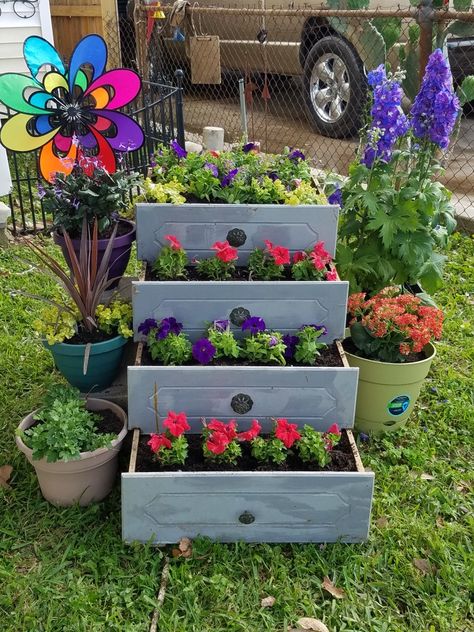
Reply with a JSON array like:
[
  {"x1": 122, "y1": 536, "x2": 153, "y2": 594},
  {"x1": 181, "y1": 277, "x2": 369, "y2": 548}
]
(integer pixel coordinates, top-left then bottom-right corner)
[
  {"x1": 147, "y1": 433, "x2": 172, "y2": 453},
  {"x1": 293, "y1": 251, "x2": 306, "y2": 263},
  {"x1": 212, "y1": 240, "x2": 238, "y2": 263},
  {"x1": 165, "y1": 234, "x2": 182, "y2": 250},
  {"x1": 237, "y1": 419, "x2": 261, "y2": 442},
  {"x1": 271, "y1": 245, "x2": 290, "y2": 266},
  {"x1": 326, "y1": 267, "x2": 338, "y2": 281},
  {"x1": 206, "y1": 431, "x2": 230, "y2": 455},
  {"x1": 163, "y1": 410, "x2": 190, "y2": 437},
  {"x1": 207, "y1": 419, "x2": 237, "y2": 441},
  {"x1": 274, "y1": 418, "x2": 301, "y2": 448},
  {"x1": 313, "y1": 242, "x2": 332, "y2": 264},
  {"x1": 311, "y1": 252, "x2": 326, "y2": 271},
  {"x1": 323, "y1": 423, "x2": 341, "y2": 450}
]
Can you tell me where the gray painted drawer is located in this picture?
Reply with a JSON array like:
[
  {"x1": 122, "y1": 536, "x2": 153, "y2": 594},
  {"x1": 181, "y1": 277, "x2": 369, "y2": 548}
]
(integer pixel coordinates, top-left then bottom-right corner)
[
  {"x1": 122, "y1": 450, "x2": 374, "y2": 544},
  {"x1": 127, "y1": 363, "x2": 359, "y2": 433},
  {"x1": 132, "y1": 280, "x2": 349, "y2": 343},
  {"x1": 136, "y1": 203, "x2": 339, "y2": 263}
]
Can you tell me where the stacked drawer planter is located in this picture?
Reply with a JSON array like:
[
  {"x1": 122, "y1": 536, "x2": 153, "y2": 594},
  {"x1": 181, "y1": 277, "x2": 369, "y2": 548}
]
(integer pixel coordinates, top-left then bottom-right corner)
[{"x1": 122, "y1": 203, "x2": 374, "y2": 544}]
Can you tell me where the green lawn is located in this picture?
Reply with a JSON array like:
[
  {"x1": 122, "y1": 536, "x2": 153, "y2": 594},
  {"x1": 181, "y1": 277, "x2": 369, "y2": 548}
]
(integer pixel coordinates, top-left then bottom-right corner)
[{"x1": 0, "y1": 234, "x2": 473, "y2": 632}]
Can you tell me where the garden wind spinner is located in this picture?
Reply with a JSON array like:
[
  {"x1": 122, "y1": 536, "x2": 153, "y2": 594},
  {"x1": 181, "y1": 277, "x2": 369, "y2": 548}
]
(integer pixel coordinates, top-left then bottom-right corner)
[{"x1": 0, "y1": 34, "x2": 144, "y2": 182}]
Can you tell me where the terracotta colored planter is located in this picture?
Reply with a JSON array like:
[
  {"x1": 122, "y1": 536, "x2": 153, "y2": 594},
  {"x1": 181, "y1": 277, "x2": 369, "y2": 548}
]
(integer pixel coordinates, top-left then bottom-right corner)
[
  {"x1": 16, "y1": 398, "x2": 128, "y2": 507},
  {"x1": 53, "y1": 219, "x2": 135, "y2": 288},
  {"x1": 344, "y1": 342, "x2": 436, "y2": 434}
]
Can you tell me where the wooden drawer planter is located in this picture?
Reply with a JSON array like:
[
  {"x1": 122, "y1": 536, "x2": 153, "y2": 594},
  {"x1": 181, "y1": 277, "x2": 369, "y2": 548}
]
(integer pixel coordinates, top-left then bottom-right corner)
[
  {"x1": 133, "y1": 203, "x2": 348, "y2": 343},
  {"x1": 122, "y1": 344, "x2": 372, "y2": 545}
]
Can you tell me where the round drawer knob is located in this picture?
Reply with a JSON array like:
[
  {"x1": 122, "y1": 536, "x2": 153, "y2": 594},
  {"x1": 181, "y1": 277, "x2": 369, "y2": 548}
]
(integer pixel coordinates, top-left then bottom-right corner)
[
  {"x1": 226, "y1": 228, "x2": 247, "y2": 247},
  {"x1": 239, "y1": 511, "x2": 255, "y2": 524},
  {"x1": 231, "y1": 393, "x2": 253, "y2": 414},
  {"x1": 230, "y1": 306, "x2": 250, "y2": 327}
]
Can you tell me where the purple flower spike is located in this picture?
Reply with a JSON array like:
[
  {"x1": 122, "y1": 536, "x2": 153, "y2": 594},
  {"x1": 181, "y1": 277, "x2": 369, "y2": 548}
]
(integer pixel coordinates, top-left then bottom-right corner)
[
  {"x1": 242, "y1": 316, "x2": 266, "y2": 335},
  {"x1": 157, "y1": 317, "x2": 183, "y2": 339},
  {"x1": 243, "y1": 142, "x2": 256, "y2": 153},
  {"x1": 289, "y1": 149, "x2": 305, "y2": 162},
  {"x1": 221, "y1": 168, "x2": 239, "y2": 187},
  {"x1": 138, "y1": 318, "x2": 158, "y2": 336},
  {"x1": 213, "y1": 319, "x2": 229, "y2": 331},
  {"x1": 328, "y1": 186, "x2": 342, "y2": 207},
  {"x1": 192, "y1": 338, "x2": 217, "y2": 364},
  {"x1": 204, "y1": 162, "x2": 219, "y2": 177},
  {"x1": 367, "y1": 64, "x2": 386, "y2": 87},
  {"x1": 170, "y1": 140, "x2": 187, "y2": 159},
  {"x1": 282, "y1": 334, "x2": 298, "y2": 360}
]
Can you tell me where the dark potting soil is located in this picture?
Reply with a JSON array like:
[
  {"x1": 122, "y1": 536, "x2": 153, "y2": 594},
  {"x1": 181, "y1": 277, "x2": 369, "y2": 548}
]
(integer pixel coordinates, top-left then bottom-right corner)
[
  {"x1": 146, "y1": 264, "x2": 330, "y2": 283},
  {"x1": 134, "y1": 430, "x2": 356, "y2": 473},
  {"x1": 342, "y1": 337, "x2": 426, "y2": 364},
  {"x1": 141, "y1": 341, "x2": 343, "y2": 368},
  {"x1": 29, "y1": 408, "x2": 123, "y2": 435},
  {"x1": 66, "y1": 328, "x2": 118, "y2": 345}
]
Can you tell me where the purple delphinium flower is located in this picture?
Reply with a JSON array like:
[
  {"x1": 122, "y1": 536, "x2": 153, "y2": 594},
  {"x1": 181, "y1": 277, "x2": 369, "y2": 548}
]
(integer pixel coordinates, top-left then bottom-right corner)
[
  {"x1": 204, "y1": 162, "x2": 219, "y2": 177},
  {"x1": 328, "y1": 186, "x2": 342, "y2": 207},
  {"x1": 138, "y1": 318, "x2": 158, "y2": 336},
  {"x1": 170, "y1": 140, "x2": 187, "y2": 159},
  {"x1": 268, "y1": 335, "x2": 278, "y2": 347},
  {"x1": 282, "y1": 334, "x2": 298, "y2": 360},
  {"x1": 242, "y1": 316, "x2": 266, "y2": 335},
  {"x1": 288, "y1": 149, "x2": 305, "y2": 162},
  {"x1": 411, "y1": 49, "x2": 460, "y2": 150},
  {"x1": 192, "y1": 338, "x2": 217, "y2": 364},
  {"x1": 367, "y1": 64, "x2": 386, "y2": 87},
  {"x1": 243, "y1": 142, "x2": 256, "y2": 153},
  {"x1": 221, "y1": 168, "x2": 239, "y2": 187},
  {"x1": 213, "y1": 319, "x2": 229, "y2": 331},
  {"x1": 361, "y1": 71, "x2": 408, "y2": 168},
  {"x1": 157, "y1": 317, "x2": 183, "y2": 340}
]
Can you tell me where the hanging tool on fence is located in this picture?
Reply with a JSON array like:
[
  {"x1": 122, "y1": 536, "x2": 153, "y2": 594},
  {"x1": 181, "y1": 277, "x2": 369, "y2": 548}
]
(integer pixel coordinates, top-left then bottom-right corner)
[{"x1": 188, "y1": 2, "x2": 221, "y2": 84}]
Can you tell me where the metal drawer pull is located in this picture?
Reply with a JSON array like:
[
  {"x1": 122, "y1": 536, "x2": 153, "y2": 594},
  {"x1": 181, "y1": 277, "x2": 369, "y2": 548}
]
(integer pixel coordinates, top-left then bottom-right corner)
[
  {"x1": 230, "y1": 306, "x2": 250, "y2": 326},
  {"x1": 231, "y1": 393, "x2": 253, "y2": 414},
  {"x1": 226, "y1": 228, "x2": 247, "y2": 247},
  {"x1": 239, "y1": 511, "x2": 255, "y2": 524}
]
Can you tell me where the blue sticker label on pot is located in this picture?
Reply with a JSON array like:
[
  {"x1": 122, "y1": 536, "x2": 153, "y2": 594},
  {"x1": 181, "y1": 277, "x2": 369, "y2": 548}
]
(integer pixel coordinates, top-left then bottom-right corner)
[{"x1": 387, "y1": 395, "x2": 410, "y2": 416}]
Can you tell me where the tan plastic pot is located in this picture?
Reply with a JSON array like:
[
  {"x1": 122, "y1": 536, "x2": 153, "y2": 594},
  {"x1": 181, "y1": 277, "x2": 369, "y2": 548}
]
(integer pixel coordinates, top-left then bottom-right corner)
[
  {"x1": 345, "y1": 342, "x2": 436, "y2": 435},
  {"x1": 16, "y1": 398, "x2": 128, "y2": 507}
]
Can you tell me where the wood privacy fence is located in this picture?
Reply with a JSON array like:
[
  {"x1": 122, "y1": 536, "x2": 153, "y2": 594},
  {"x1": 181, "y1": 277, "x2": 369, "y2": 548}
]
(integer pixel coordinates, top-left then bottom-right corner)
[{"x1": 49, "y1": 0, "x2": 121, "y2": 66}]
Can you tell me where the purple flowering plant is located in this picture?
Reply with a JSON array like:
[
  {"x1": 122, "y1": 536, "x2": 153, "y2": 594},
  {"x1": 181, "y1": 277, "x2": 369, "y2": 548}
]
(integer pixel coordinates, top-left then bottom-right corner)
[
  {"x1": 337, "y1": 51, "x2": 458, "y2": 294},
  {"x1": 141, "y1": 316, "x2": 192, "y2": 365}
]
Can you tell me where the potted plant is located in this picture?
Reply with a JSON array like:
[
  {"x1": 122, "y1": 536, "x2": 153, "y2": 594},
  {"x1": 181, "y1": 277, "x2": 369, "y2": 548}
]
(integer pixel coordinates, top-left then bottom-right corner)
[
  {"x1": 25, "y1": 219, "x2": 133, "y2": 392},
  {"x1": 16, "y1": 384, "x2": 128, "y2": 506},
  {"x1": 42, "y1": 165, "x2": 141, "y2": 287},
  {"x1": 344, "y1": 287, "x2": 444, "y2": 434},
  {"x1": 334, "y1": 50, "x2": 459, "y2": 294},
  {"x1": 122, "y1": 408, "x2": 374, "y2": 543}
]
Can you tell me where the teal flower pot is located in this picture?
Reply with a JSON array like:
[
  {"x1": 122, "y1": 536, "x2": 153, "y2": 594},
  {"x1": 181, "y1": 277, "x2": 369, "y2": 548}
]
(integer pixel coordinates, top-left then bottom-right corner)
[{"x1": 44, "y1": 335, "x2": 128, "y2": 392}]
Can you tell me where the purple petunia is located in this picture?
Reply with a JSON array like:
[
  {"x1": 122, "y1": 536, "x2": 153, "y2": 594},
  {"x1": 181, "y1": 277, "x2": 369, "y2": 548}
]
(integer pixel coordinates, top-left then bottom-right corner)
[
  {"x1": 213, "y1": 319, "x2": 230, "y2": 331},
  {"x1": 288, "y1": 149, "x2": 305, "y2": 162},
  {"x1": 411, "y1": 49, "x2": 460, "y2": 150},
  {"x1": 243, "y1": 142, "x2": 256, "y2": 153},
  {"x1": 138, "y1": 318, "x2": 158, "y2": 336},
  {"x1": 221, "y1": 168, "x2": 239, "y2": 187},
  {"x1": 328, "y1": 186, "x2": 342, "y2": 207},
  {"x1": 157, "y1": 317, "x2": 183, "y2": 340},
  {"x1": 192, "y1": 338, "x2": 217, "y2": 364},
  {"x1": 266, "y1": 171, "x2": 279, "y2": 181},
  {"x1": 242, "y1": 316, "x2": 266, "y2": 335},
  {"x1": 170, "y1": 140, "x2": 187, "y2": 159},
  {"x1": 204, "y1": 162, "x2": 219, "y2": 177},
  {"x1": 268, "y1": 335, "x2": 278, "y2": 347},
  {"x1": 282, "y1": 334, "x2": 298, "y2": 360}
]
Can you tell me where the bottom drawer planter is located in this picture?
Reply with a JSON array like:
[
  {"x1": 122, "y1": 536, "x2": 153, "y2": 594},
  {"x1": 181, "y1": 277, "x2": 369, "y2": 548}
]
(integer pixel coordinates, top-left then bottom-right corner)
[{"x1": 122, "y1": 429, "x2": 374, "y2": 544}]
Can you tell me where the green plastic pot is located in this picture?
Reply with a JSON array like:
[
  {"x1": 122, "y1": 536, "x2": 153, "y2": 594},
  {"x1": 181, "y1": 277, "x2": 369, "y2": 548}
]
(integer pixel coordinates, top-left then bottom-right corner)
[
  {"x1": 344, "y1": 342, "x2": 436, "y2": 435},
  {"x1": 44, "y1": 335, "x2": 128, "y2": 392}
]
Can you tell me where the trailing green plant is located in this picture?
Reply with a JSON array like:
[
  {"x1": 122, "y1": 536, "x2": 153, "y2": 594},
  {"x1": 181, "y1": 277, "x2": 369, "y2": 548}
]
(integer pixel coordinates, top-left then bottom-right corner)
[
  {"x1": 298, "y1": 423, "x2": 341, "y2": 467},
  {"x1": 152, "y1": 235, "x2": 187, "y2": 280},
  {"x1": 206, "y1": 320, "x2": 240, "y2": 359},
  {"x1": 19, "y1": 385, "x2": 115, "y2": 462},
  {"x1": 294, "y1": 325, "x2": 327, "y2": 366}
]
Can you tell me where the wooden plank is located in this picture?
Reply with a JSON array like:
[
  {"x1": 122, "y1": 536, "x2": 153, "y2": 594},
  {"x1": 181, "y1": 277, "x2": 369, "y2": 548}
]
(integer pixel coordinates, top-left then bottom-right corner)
[
  {"x1": 127, "y1": 364, "x2": 359, "y2": 433},
  {"x1": 128, "y1": 428, "x2": 140, "y2": 474},
  {"x1": 346, "y1": 429, "x2": 365, "y2": 473},
  {"x1": 50, "y1": 5, "x2": 102, "y2": 16},
  {"x1": 122, "y1": 469, "x2": 374, "y2": 543},
  {"x1": 134, "y1": 342, "x2": 144, "y2": 367},
  {"x1": 135, "y1": 203, "x2": 340, "y2": 264},
  {"x1": 336, "y1": 339, "x2": 350, "y2": 368},
  {"x1": 132, "y1": 280, "x2": 348, "y2": 343}
]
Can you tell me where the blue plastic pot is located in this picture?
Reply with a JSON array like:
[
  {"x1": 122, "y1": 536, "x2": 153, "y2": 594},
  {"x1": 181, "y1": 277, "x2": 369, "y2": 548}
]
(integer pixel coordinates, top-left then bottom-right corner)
[{"x1": 44, "y1": 335, "x2": 128, "y2": 392}]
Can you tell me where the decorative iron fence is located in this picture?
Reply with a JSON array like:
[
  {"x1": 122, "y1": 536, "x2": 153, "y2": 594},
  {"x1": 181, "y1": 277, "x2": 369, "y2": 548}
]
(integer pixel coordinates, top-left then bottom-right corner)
[{"x1": 2, "y1": 77, "x2": 185, "y2": 235}]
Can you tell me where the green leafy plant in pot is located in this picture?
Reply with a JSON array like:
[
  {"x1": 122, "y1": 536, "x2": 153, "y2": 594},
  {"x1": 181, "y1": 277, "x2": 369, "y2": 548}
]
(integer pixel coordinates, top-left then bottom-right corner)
[
  {"x1": 15, "y1": 384, "x2": 128, "y2": 506},
  {"x1": 344, "y1": 287, "x2": 444, "y2": 434},
  {"x1": 24, "y1": 218, "x2": 133, "y2": 392}
]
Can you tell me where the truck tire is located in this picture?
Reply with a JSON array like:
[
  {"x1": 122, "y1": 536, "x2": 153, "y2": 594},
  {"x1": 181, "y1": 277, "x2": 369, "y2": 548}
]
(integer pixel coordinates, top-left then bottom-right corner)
[{"x1": 303, "y1": 36, "x2": 367, "y2": 138}]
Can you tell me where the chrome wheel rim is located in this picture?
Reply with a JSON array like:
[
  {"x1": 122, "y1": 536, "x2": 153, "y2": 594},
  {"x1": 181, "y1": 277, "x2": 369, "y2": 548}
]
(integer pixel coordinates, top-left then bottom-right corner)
[{"x1": 310, "y1": 53, "x2": 350, "y2": 123}]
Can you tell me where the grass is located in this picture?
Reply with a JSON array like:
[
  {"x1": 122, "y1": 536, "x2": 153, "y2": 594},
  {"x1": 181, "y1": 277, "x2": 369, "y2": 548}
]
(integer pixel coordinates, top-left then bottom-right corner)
[{"x1": 0, "y1": 234, "x2": 473, "y2": 632}]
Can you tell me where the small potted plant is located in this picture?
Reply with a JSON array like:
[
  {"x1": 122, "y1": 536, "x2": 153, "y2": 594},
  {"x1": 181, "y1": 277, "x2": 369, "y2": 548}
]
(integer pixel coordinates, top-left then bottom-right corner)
[
  {"x1": 344, "y1": 287, "x2": 444, "y2": 434},
  {"x1": 25, "y1": 218, "x2": 133, "y2": 391},
  {"x1": 42, "y1": 165, "x2": 141, "y2": 287},
  {"x1": 16, "y1": 384, "x2": 128, "y2": 506}
]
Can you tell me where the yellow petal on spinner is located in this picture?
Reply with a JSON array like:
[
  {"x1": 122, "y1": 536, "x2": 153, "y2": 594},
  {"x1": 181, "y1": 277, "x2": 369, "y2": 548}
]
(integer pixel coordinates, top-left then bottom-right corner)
[
  {"x1": 89, "y1": 86, "x2": 110, "y2": 109},
  {"x1": 43, "y1": 72, "x2": 69, "y2": 94},
  {"x1": 0, "y1": 114, "x2": 59, "y2": 152}
]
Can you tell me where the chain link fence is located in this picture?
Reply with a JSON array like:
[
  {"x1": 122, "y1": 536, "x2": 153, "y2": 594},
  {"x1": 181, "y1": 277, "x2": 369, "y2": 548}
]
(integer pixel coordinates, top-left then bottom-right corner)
[{"x1": 107, "y1": 1, "x2": 474, "y2": 225}]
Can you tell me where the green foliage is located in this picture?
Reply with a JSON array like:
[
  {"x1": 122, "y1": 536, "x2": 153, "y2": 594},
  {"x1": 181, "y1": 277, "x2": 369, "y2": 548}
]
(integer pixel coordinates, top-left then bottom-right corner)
[
  {"x1": 291, "y1": 258, "x2": 327, "y2": 281},
  {"x1": 188, "y1": 169, "x2": 222, "y2": 202},
  {"x1": 196, "y1": 256, "x2": 235, "y2": 280},
  {"x1": 457, "y1": 75, "x2": 474, "y2": 106},
  {"x1": 21, "y1": 387, "x2": 115, "y2": 462},
  {"x1": 152, "y1": 246, "x2": 187, "y2": 280},
  {"x1": 147, "y1": 332, "x2": 192, "y2": 365},
  {"x1": 203, "y1": 438, "x2": 242, "y2": 465},
  {"x1": 207, "y1": 326, "x2": 240, "y2": 359},
  {"x1": 372, "y1": 17, "x2": 402, "y2": 52},
  {"x1": 139, "y1": 177, "x2": 186, "y2": 204},
  {"x1": 242, "y1": 332, "x2": 286, "y2": 365},
  {"x1": 294, "y1": 326, "x2": 327, "y2": 365},
  {"x1": 95, "y1": 300, "x2": 133, "y2": 339},
  {"x1": 248, "y1": 248, "x2": 284, "y2": 280},
  {"x1": 159, "y1": 435, "x2": 188, "y2": 466},
  {"x1": 298, "y1": 425, "x2": 331, "y2": 466},
  {"x1": 42, "y1": 167, "x2": 141, "y2": 235},
  {"x1": 250, "y1": 436, "x2": 287, "y2": 464}
]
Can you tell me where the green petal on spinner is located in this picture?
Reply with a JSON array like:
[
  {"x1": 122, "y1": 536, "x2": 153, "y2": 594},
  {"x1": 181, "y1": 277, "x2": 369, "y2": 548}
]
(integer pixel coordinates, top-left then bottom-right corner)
[
  {"x1": 0, "y1": 74, "x2": 48, "y2": 114},
  {"x1": 0, "y1": 114, "x2": 59, "y2": 152}
]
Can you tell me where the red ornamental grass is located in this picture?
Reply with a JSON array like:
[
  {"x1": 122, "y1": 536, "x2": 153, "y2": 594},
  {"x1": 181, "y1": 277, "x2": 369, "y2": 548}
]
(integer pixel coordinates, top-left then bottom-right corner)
[
  {"x1": 165, "y1": 234, "x2": 182, "y2": 250},
  {"x1": 212, "y1": 240, "x2": 238, "y2": 263},
  {"x1": 274, "y1": 418, "x2": 301, "y2": 448}
]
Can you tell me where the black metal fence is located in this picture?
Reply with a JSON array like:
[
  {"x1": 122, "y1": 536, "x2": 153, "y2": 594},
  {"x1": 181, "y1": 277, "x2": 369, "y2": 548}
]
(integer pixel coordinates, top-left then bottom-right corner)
[{"x1": 1, "y1": 77, "x2": 185, "y2": 235}]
